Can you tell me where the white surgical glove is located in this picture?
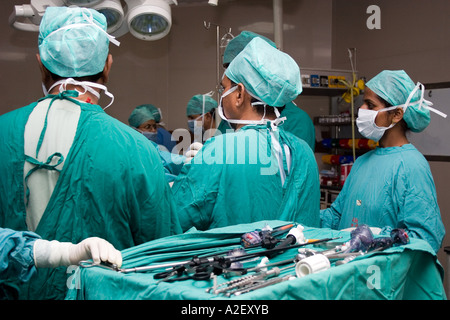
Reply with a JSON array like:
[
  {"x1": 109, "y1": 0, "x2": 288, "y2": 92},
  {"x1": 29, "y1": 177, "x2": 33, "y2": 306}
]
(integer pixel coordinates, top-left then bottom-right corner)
[
  {"x1": 33, "y1": 237, "x2": 122, "y2": 268},
  {"x1": 184, "y1": 142, "x2": 203, "y2": 164}
]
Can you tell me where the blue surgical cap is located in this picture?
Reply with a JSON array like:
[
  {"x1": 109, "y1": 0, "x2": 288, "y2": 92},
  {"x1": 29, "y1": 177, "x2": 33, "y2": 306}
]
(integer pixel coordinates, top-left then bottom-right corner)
[
  {"x1": 186, "y1": 95, "x2": 218, "y2": 116},
  {"x1": 222, "y1": 31, "x2": 276, "y2": 67},
  {"x1": 38, "y1": 6, "x2": 110, "y2": 78},
  {"x1": 129, "y1": 104, "x2": 160, "y2": 128},
  {"x1": 366, "y1": 70, "x2": 430, "y2": 132},
  {"x1": 225, "y1": 37, "x2": 302, "y2": 107}
]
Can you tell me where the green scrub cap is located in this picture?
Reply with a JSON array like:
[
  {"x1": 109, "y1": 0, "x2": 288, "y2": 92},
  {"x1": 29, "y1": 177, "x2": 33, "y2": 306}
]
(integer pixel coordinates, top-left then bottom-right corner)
[
  {"x1": 222, "y1": 31, "x2": 276, "y2": 67},
  {"x1": 366, "y1": 70, "x2": 430, "y2": 132},
  {"x1": 128, "y1": 104, "x2": 160, "y2": 128},
  {"x1": 186, "y1": 94, "x2": 218, "y2": 116},
  {"x1": 225, "y1": 37, "x2": 302, "y2": 107},
  {"x1": 38, "y1": 6, "x2": 111, "y2": 78}
]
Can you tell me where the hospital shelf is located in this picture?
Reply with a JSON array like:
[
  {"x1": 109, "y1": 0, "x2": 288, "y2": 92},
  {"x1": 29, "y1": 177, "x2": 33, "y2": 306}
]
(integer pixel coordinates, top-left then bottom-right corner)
[{"x1": 302, "y1": 87, "x2": 347, "y2": 97}]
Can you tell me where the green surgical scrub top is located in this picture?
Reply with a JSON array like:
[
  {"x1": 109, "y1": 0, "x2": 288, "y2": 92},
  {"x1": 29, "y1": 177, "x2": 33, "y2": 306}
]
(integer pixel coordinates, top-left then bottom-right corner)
[
  {"x1": 171, "y1": 123, "x2": 320, "y2": 232},
  {"x1": 320, "y1": 144, "x2": 445, "y2": 253},
  {"x1": 0, "y1": 93, "x2": 181, "y2": 299}
]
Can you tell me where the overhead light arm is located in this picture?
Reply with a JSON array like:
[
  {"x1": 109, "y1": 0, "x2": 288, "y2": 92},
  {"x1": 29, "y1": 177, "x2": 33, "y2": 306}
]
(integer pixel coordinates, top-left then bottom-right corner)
[{"x1": 9, "y1": 0, "x2": 64, "y2": 32}]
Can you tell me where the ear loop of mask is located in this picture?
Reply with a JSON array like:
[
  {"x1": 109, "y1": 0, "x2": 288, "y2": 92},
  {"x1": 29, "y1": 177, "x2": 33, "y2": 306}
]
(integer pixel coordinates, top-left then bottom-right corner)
[
  {"x1": 372, "y1": 105, "x2": 399, "y2": 130},
  {"x1": 218, "y1": 86, "x2": 268, "y2": 125},
  {"x1": 247, "y1": 91, "x2": 287, "y2": 130}
]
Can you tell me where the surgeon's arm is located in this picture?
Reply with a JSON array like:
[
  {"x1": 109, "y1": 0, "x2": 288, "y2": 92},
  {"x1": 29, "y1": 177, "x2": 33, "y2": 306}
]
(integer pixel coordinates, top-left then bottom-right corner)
[
  {"x1": 320, "y1": 201, "x2": 342, "y2": 229},
  {"x1": 33, "y1": 237, "x2": 122, "y2": 268},
  {"x1": 320, "y1": 183, "x2": 348, "y2": 229},
  {"x1": 0, "y1": 227, "x2": 122, "y2": 283},
  {"x1": 0, "y1": 228, "x2": 39, "y2": 282},
  {"x1": 395, "y1": 171, "x2": 445, "y2": 253},
  {"x1": 171, "y1": 144, "x2": 219, "y2": 232}
]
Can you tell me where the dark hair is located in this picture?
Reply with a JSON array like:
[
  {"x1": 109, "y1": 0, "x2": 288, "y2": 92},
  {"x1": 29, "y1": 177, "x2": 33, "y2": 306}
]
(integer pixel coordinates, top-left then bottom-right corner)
[
  {"x1": 379, "y1": 96, "x2": 392, "y2": 108},
  {"x1": 49, "y1": 70, "x2": 103, "y2": 83}
]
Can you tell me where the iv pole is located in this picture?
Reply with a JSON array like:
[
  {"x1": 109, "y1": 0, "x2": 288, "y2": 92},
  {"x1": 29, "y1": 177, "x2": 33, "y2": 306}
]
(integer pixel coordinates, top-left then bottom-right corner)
[{"x1": 203, "y1": 21, "x2": 234, "y2": 102}]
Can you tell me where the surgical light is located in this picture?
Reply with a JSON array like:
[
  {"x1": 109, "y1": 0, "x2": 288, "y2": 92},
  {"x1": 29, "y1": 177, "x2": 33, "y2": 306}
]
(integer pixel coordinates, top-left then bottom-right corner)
[
  {"x1": 125, "y1": 0, "x2": 175, "y2": 41},
  {"x1": 93, "y1": 0, "x2": 124, "y2": 34},
  {"x1": 64, "y1": 0, "x2": 103, "y2": 6},
  {"x1": 9, "y1": 0, "x2": 178, "y2": 41}
]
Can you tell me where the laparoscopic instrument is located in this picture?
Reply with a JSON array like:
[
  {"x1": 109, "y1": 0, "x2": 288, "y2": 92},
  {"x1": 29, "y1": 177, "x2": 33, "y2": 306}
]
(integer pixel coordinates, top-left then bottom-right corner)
[
  {"x1": 205, "y1": 225, "x2": 409, "y2": 296},
  {"x1": 79, "y1": 224, "x2": 409, "y2": 297}
]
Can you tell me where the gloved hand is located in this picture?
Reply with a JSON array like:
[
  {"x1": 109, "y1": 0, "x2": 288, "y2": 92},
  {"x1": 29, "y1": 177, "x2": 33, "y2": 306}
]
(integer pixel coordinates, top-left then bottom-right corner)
[
  {"x1": 184, "y1": 142, "x2": 203, "y2": 164},
  {"x1": 34, "y1": 237, "x2": 122, "y2": 268}
]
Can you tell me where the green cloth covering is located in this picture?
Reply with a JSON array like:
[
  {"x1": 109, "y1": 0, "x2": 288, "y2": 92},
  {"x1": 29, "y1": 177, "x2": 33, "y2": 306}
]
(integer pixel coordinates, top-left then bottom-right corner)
[{"x1": 66, "y1": 220, "x2": 446, "y2": 300}]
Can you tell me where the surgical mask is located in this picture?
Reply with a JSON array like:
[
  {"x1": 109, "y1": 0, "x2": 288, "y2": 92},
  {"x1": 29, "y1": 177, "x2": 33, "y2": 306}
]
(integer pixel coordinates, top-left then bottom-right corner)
[
  {"x1": 43, "y1": 78, "x2": 115, "y2": 110},
  {"x1": 187, "y1": 114, "x2": 204, "y2": 133},
  {"x1": 358, "y1": 82, "x2": 448, "y2": 141},
  {"x1": 356, "y1": 106, "x2": 398, "y2": 142},
  {"x1": 142, "y1": 131, "x2": 157, "y2": 142}
]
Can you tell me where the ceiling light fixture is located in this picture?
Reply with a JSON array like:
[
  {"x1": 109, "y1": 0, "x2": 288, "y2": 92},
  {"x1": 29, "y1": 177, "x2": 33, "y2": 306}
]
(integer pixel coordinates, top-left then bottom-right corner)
[
  {"x1": 64, "y1": 0, "x2": 103, "y2": 6},
  {"x1": 125, "y1": 0, "x2": 177, "y2": 41},
  {"x1": 9, "y1": 0, "x2": 177, "y2": 41},
  {"x1": 92, "y1": 0, "x2": 124, "y2": 34}
]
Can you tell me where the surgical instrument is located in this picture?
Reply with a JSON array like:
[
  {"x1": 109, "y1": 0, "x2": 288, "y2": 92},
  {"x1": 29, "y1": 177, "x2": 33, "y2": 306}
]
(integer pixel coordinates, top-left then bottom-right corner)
[{"x1": 84, "y1": 236, "x2": 341, "y2": 275}]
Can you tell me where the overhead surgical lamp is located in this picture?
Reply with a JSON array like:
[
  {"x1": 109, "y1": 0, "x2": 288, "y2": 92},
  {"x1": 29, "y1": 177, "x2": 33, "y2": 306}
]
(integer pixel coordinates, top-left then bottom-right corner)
[
  {"x1": 64, "y1": 0, "x2": 103, "y2": 5},
  {"x1": 125, "y1": 0, "x2": 176, "y2": 41},
  {"x1": 93, "y1": 0, "x2": 124, "y2": 33},
  {"x1": 9, "y1": 0, "x2": 177, "y2": 41}
]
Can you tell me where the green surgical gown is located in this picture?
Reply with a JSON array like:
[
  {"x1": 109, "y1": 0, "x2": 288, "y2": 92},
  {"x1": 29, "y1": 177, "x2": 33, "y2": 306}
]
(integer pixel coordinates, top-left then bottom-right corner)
[
  {"x1": 171, "y1": 123, "x2": 320, "y2": 232},
  {"x1": 0, "y1": 94, "x2": 181, "y2": 299},
  {"x1": 279, "y1": 102, "x2": 315, "y2": 151},
  {"x1": 320, "y1": 144, "x2": 445, "y2": 253}
]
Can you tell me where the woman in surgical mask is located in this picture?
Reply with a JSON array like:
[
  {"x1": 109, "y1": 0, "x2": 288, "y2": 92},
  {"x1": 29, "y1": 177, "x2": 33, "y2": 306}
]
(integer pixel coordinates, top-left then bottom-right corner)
[{"x1": 320, "y1": 70, "x2": 446, "y2": 254}]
